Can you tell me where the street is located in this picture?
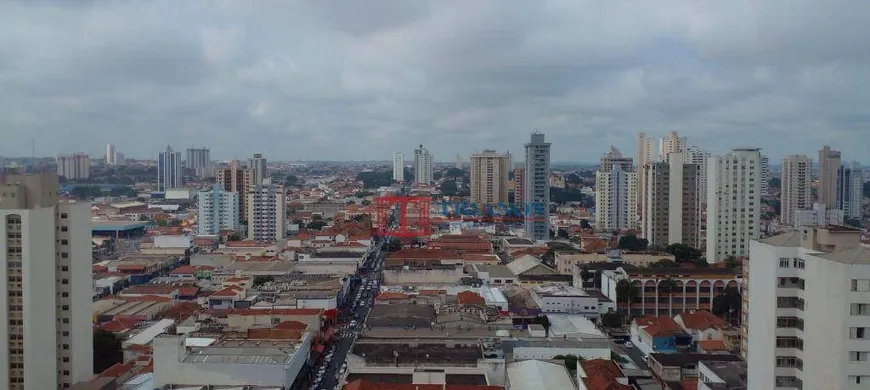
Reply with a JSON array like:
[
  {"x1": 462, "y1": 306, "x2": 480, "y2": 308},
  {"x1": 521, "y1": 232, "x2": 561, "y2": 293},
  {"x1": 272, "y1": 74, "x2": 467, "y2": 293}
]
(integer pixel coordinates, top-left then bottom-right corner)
[
  {"x1": 309, "y1": 233, "x2": 388, "y2": 390},
  {"x1": 611, "y1": 340, "x2": 649, "y2": 371}
]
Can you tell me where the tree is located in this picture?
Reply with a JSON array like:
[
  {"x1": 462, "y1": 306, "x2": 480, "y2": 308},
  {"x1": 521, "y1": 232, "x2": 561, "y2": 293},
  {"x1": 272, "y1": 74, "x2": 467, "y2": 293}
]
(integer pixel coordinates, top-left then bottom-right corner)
[
  {"x1": 617, "y1": 235, "x2": 648, "y2": 251},
  {"x1": 615, "y1": 279, "x2": 639, "y2": 315},
  {"x1": 693, "y1": 258, "x2": 710, "y2": 267},
  {"x1": 533, "y1": 315, "x2": 551, "y2": 336},
  {"x1": 284, "y1": 174, "x2": 299, "y2": 186},
  {"x1": 253, "y1": 275, "x2": 274, "y2": 287},
  {"x1": 228, "y1": 233, "x2": 242, "y2": 241},
  {"x1": 385, "y1": 237, "x2": 402, "y2": 252},
  {"x1": 712, "y1": 286, "x2": 742, "y2": 325},
  {"x1": 723, "y1": 256, "x2": 740, "y2": 269},
  {"x1": 579, "y1": 266, "x2": 593, "y2": 287},
  {"x1": 768, "y1": 177, "x2": 781, "y2": 189},
  {"x1": 650, "y1": 259, "x2": 678, "y2": 268},
  {"x1": 306, "y1": 220, "x2": 328, "y2": 230},
  {"x1": 361, "y1": 199, "x2": 371, "y2": 206},
  {"x1": 665, "y1": 243, "x2": 703, "y2": 262},
  {"x1": 658, "y1": 278, "x2": 680, "y2": 317},
  {"x1": 93, "y1": 329, "x2": 123, "y2": 374},
  {"x1": 553, "y1": 354, "x2": 582, "y2": 371},
  {"x1": 600, "y1": 311, "x2": 624, "y2": 328}
]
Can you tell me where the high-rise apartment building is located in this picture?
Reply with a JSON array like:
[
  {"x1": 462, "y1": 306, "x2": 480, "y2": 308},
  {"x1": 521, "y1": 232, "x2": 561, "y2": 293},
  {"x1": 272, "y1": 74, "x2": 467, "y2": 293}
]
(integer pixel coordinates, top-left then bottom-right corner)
[
  {"x1": 636, "y1": 133, "x2": 656, "y2": 215},
  {"x1": 215, "y1": 160, "x2": 253, "y2": 223},
  {"x1": 185, "y1": 147, "x2": 212, "y2": 178},
  {"x1": 818, "y1": 145, "x2": 841, "y2": 208},
  {"x1": 414, "y1": 144, "x2": 433, "y2": 185},
  {"x1": 392, "y1": 152, "x2": 404, "y2": 182},
  {"x1": 56, "y1": 153, "x2": 90, "y2": 180},
  {"x1": 793, "y1": 203, "x2": 844, "y2": 228},
  {"x1": 780, "y1": 155, "x2": 813, "y2": 226},
  {"x1": 115, "y1": 152, "x2": 125, "y2": 166},
  {"x1": 247, "y1": 183, "x2": 285, "y2": 242},
  {"x1": 248, "y1": 153, "x2": 267, "y2": 185},
  {"x1": 197, "y1": 184, "x2": 239, "y2": 235},
  {"x1": 745, "y1": 226, "x2": 870, "y2": 389},
  {"x1": 513, "y1": 167, "x2": 525, "y2": 205},
  {"x1": 837, "y1": 162, "x2": 863, "y2": 221},
  {"x1": 658, "y1": 130, "x2": 686, "y2": 160},
  {"x1": 600, "y1": 146, "x2": 634, "y2": 173},
  {"x1": 470, "y1": 150, "x2": 511, "y2": 205},
  {"x1": 523, "y1": 133, "x2": 550, "y2": 241},
  {"x1": 0, "y1": 173, "x2": 93, "y2": 389},
  {"x1": 641, "y1": 152, "x2": 701, "y2": 248},
  {"x1": 760, "y1": 155, "x2": 770, "y2": 196},
  {"x1": 596, "y1": 165, "x2": 639, "y2": 232},
  {"x1": 456, "y1": 154, "x2": 463, "y2": 169},
  {"x1": 706, "y1": 148, "x2": 762, "y2": 262},
  {"x1": 105, "y1": 143, "x2": 117, "y2": 165},
  {"x1": 684, "y1": 147, "x2": 710, "y2": 203},
  {"x1": 157, "y1": 145, "x2": 182, "y2": 192}
]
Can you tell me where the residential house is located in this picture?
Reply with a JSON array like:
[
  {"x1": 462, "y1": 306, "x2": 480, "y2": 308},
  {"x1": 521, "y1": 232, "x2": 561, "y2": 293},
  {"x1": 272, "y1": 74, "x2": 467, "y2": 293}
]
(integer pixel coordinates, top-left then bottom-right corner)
[
  {"x1": 207, "y1": 285, "x2": 245, "y2": 310},
  {"x1": 630, "y1": 316, "x2": 693, "y2": 355},
  {"x1": 647, "y1": 353, "x2": 743, "y2": 383},
  {"x1": 674, "y1": 310, "x2": 740, "y2": 353}
]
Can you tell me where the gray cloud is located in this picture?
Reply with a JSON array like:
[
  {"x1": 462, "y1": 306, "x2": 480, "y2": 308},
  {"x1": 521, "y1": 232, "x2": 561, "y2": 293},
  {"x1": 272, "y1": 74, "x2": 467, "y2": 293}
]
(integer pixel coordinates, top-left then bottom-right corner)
[{"x1": 0, "y1": 0, "x2": 868, "y2": 163}]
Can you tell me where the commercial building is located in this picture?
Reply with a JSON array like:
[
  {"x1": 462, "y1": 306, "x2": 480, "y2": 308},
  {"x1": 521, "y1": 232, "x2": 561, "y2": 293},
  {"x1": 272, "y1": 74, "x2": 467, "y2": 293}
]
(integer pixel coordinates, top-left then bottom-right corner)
[
  {"x1": 0, "y1": 173, "x2": 93, "y2": 389},
  {"x1": 595, "y1": 165, "x2": 638, "y2": 232},
  {"x1": 414, "y1": 144, "x2": 433, "y2": 185},
  {"x1": 780, "y1": 155, "x2": 813, "y2": 226},
  {"x1": 184, "y1": 147, "x2": 211, "y2": 178},
  {"x1": 658, "y1": 130, "x2": 686, "y2": 160},
  {"x1": 157, "y1": 145, "x2": 182, "y2": 192},
  {"x1": 392, "y1": 152, "x2": 404, "y2": 182},
  {"x1": 56, "y1": 153, "x2": 90, "y2": 180},
  {"x1": 216, "y1": 159, "x2": 254, "y2": 223},
  {"x1": 523, "y1": 132, "x2": 551, "y2": 241},
  {"x1": 837, "y1": 161, "x2": 864, "y2": 221},
  {"x1": 641, "y1": 152, "x2": 702, "y2": 248},
  {"x1": 470, "y1": 150, "x2": 511, "y2": 205},
  {"x1": 247, "y1": 183, "x2": 285, "y2": 241},
  {"x1": 745, "y1": 226, "x2": 870, "y2": 389},
  {"x1": 248, "y1": 153, "x2": 267, "y2": 185},
  {"x1": 197, "y1": 184, "x2": 239, "y2": 235},
  {"x1": 706, "y1": 148, "x2": 762, "y2": 262},
  {"x1": 818, "y1": 145, "x2": 842, "y2": 209}
]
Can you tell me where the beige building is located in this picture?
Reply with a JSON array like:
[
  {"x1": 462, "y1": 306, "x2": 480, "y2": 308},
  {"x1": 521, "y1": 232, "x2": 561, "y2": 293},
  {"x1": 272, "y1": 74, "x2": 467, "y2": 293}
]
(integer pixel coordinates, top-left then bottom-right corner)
[
  {"x1": 780, "y1": 155, "x2": 813, "y2": 226},
  {"x1": 595, "y1": 165, "x2": 638, "y2": 231},
  {"x1": 817, "y1": 145, "x2": 841, "y2": 209},
  {"x1": 216, "y1": 159, "x2": 254, "y2": 222},
  {"x1": 636, "y1": 133, "x2": 657, "y2": 216},
  {"x1": 642, "y1": 152, "x2": 702, "y2": 249},
  {"x1": 659, "y1": 130, "x2": 687, "y2": 160},
  {"x1": 600, "y1": 146, "x2": 634, "y2": 172},
  {"x1": 247, "y1": 183, "x2": 286, "y2": 242},
  {"x1": 0, "y1": 173, "x2": 93, "y2": 389},
  {"x1": 56, "y1": 153, "x2": 91, "y2": 180},
  {"x1": 557, "y1": 250, "x2": 674, "y2": 274},
  {"x1": 470, "y1": 150, "x2": 511, "y2": 205}
]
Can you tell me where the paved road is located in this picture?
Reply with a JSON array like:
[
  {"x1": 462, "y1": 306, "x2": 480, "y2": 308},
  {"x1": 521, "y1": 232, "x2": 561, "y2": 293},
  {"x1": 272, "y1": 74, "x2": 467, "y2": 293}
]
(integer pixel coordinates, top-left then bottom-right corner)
[
  {"x1": 311, "y1": 238, "x2": 387, "y2": 390},
  {"x1": 611, "y1": 340, "x2": 649, "y2": 371}
]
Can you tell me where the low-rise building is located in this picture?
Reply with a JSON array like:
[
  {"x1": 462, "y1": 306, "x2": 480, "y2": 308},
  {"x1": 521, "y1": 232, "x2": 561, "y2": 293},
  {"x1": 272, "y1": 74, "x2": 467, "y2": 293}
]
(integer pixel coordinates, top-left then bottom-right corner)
[
  {"x1": 647, "y1": 353, "x2": 743, "y2": 383},
  {"x1": 630, "y1": 316, "x2": 693, "y2": 355},
  {"x1": 697, "y1": 360, "x2": 747, "y2": 390},
  {"x1": 529, "y1": 284, "x2": 602, "y2": 318}
]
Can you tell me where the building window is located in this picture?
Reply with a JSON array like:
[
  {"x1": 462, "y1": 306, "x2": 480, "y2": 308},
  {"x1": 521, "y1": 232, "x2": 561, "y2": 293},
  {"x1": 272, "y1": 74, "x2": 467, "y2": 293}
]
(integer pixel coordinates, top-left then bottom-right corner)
[
  {"x1": 60, "y1": 213, "x2": 68, "y2": 219},
  {"x1": 779, "y1": 258, "x2": 790, "y2": 268},
  {"x1": 792, "y1": 258, "x2": 805, "y2": 269},
  {"x1": 852, "y1": 279, "x2": 870, "y2": 292},
  {"x1": 60, "y1": 239, "x2": 68, "y2": 245},
  {"x1": 61, "y1": 252, "x2": 68, "y2": 259},
  {"x1": 60, "y1": 226, "x2": 68, "y2": 232},
  {"x1": 851, "y1": 327, "x2": 868, "y2": 340},
  {"x1": 851, "y1": 304, "x2": 870, "y2": 316},
  {"x1": 849, "y1": 351, "x2": 869, "y2": 362}
]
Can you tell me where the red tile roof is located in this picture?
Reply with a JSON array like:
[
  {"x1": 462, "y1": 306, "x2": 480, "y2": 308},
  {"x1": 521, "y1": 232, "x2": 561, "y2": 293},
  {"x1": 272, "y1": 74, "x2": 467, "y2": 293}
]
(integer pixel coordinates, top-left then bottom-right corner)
[
  {"x1": 697, "y1": 340, "x2": 728, "y2": 351},
  {"x1": 579, "y1": 359, "x2": 631, "y2": 390},
  {"x1": 418, "y1": 289, "x2": 446, "y2": 296},
  {"x1": 177, "y1": 286, "x2": 199, "y2": 296},
  {"x1": 210, "y1": 285, "x2": 244, "y2": 297},
  {"x1": 169, "y1": 265, "x2": 197, "y2": 275},
  {"x1": 635, "y1": 316, "x2": 683, "y2": 337},
  {"x1": 677, "y1": 310, "x2": 727, "y2": 331},
  {"x1": 376, "y1": 292, "x2": 410, "y2": 300},
  {"x1": 457, "y1": 291, "x2": 486, "y2": 306},
  {"x1": 98, "y1": 318, "x2": 141, "y2": 333},
  {"x1": 228, "y1": 308, "x2": 323, "y2": 316},
  {"x1": 226, "y1": 241, "x2": 271, "y2": 247},
  {"x1": 98, "y1": 361, "x2": 136, "y2": 378},
  {"x1": 122, "y1": 285, "x2": 178, "y2": 295},
  {"x1": 274, "y1": 320, "x2": 309, "y2": 330}
]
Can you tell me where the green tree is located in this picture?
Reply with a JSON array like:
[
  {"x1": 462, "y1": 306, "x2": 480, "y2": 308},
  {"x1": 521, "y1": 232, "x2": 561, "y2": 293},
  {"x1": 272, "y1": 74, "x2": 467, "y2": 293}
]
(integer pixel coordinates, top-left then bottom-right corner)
[
  {"x1": 768, "y1": 177, "x2": 781, "y2": 189},
  {"x1": 712, "y1": 286, "x2": 742, "y2": 324},
  {"x1": 615, "y1": 279, "x2": 639, "y2": 315},
  {"x1": 665, "y1": 243, "x2": 703, "y2": 262},
  {"x1": 724, "y1": 256, "x2": 740, "y2": 269},
  {"x1": 307, "y1": 220, "x2": 328, "y2": 230},
  {"x1": 693, "y1": 258, "x2": 710, "y2": 267},
  {"x1": 385, "y1": 237, "x2": 403, "y2": 252},
  {"x1": 228, "y1": 232, "x2": 243, "y2": 242},
  {"x1": 553, "y1": 354, "x2": 582, "y2": 371},
  {"x1": 253, "y1": 275, "x2": 274, "y2": 287},
  {"x1": 93, "y1": 329, "x2": 123, "y2": 374},
  {"x1": 617, "y1": 235, "x2": 648, "y2": 251},
  {"x1": 533, "y1": 315, "x2": 551, "y2": 336},
  {"x1": 357, "y1": 171, "x2": 392, "y2": 188},
  {"x1": 579, "y1": 266, "x2": 593, "y2": 287},
  {"x1": 650, "y1": 259, "x2": 678, "y2": 268},
  {"x1": 284, "y1": 174, "x2": 299, "y2": 186},
  {"x1": 600, "y1": 311, "x2": 624, "y2": 328},
  {"x1": 658, "y1": 278, "x2": 680, "y2": 317}
]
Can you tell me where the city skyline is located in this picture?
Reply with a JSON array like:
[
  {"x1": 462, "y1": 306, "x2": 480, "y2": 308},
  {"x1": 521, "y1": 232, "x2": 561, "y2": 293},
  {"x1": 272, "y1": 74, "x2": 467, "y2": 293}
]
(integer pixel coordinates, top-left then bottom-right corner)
[{"x1": 1, "y1": 2, "x2": 869, "y2": 162}]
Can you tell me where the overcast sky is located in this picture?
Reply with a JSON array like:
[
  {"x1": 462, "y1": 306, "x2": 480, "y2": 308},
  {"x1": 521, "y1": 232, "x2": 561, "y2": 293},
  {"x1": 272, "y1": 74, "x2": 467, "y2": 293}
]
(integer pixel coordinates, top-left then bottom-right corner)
[{"x1": 1, "y1": 1, "x2": 868, "y2": 163}]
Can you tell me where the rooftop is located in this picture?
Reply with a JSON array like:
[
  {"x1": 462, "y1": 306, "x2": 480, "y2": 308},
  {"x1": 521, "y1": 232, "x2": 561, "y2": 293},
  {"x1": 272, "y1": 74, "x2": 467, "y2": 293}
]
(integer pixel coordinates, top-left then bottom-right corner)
[
  {"x1": 352, "y1": 341, "x2": 482, "y2": 365},
  {"x1": 533, "y1": 284, "x2": 587, "y2": 297},
  {"x1": 367, "y1": 304, "x2": 436, "y2": 328},
  {"x1": 649, "y1": 353, "x2": 743, "y2": 367},
  {"x1": 701, "y1": 360, "x2": 748, "y2": 389}
]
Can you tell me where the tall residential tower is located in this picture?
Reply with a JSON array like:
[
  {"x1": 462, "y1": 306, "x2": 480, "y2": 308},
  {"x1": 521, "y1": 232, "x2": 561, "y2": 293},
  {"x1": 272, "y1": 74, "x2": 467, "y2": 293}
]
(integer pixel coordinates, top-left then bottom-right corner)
[
  {"x1": 470, "y1": 150, "x2": 511, "y2": 205},
  {"x1": 818, "y1": 145, "x2": 841, "y2": 209},
  {"x1": 523, "y1": 133, "x2": 551, "y2": 241},
  {"x1": 157, "y1": 145, "x2": 182, "y2": 192},
  {"x1": 392, "y1": 153, "x2": 404, "y2": 182},
  {"x1": 706, "y1": 149, "x2": 762, "y2": 262},
  {"x1": 780, "y1": 155, "x2": 813, "y2": 226},
  {"x1": 414, "y1": 145, "x2": 433, "y2": 186}
]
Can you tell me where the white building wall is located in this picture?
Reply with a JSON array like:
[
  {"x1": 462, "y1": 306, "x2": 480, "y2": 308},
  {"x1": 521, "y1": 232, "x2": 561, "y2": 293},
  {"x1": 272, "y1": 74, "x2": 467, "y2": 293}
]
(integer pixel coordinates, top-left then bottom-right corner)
[
  {"x1": 685, "y1": 147, "x2": 710, "y2": 203},
  {"x1": 64, "y1": 202, "x2": 95, "y2": 384},
  {"x1": 393, "y1": 153, "x2": 404, "y2": 182},
  {"x1": 512, "y1": 347, "x2": 610, "y2": 361},
  {"x1": 706, "y1": 149, "x2": 762, "y2": 262}
]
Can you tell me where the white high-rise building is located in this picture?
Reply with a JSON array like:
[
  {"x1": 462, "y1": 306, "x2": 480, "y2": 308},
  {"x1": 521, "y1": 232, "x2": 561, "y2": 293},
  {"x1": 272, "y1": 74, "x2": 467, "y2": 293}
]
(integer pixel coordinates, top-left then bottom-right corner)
[
  {"x1": 780, "y1": 155, "x2": 813, "y2": 226},
  {"x1": 197, "y1": 184, "x2": 239, "y2": 235},
  {"x1": 837, "y1": 162, "x2": 863, "y2": 221},
  {"x1": 392, "y1": 152, "x2": 404, "y2": 182},
  {"x1": 760, "y1": 155, "x2": 770, "y2": 196},
  {"x1": 706, "y1": 148, "x2": 762, "y2": 262},
  {"x1": 470, "y1": 150, "x2": 511, "y2": 205},
  {"x1": 414, "y1": 144, "x2": 433, "y2": 185},
  {"x1": 105, "y1": 143, "x2": 116, "y2": 165},
  {"x1": 684, "y1": 147, "x2": 711, "y2": 203},
  {"x1": 0, "y1": 173, "x2": 93, "y2": 389},
  {"x1": 185, "y1": 148, "x2": 212, "y2": 179},
  {"x1": 745, "y1": 226, "x2": 870, "y2": 390},
  {"x1": 658, "y1": 130, "x2": 686, "y2": 160},
  {"x1": 595, "y1": 165, "x2": 638, "y2": 232},
  {"x1": 524, "y1": 132, "x2": 551, "y2": 241},
  {"x1": 157, "y1": 145, "x2": 182, "y2": 192},
  {"x1": 56, "y1": 153, "x2": 90, "y2": 180},
  {"x1": 248, "y1": 153, "x2": 267, "y2": 185},
  {"x1": 247, "y1": 184, "x2": 285, "y2": 242},
  {"x1": 636, "y1": 132, "x2": 656, "y2": 216}
]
